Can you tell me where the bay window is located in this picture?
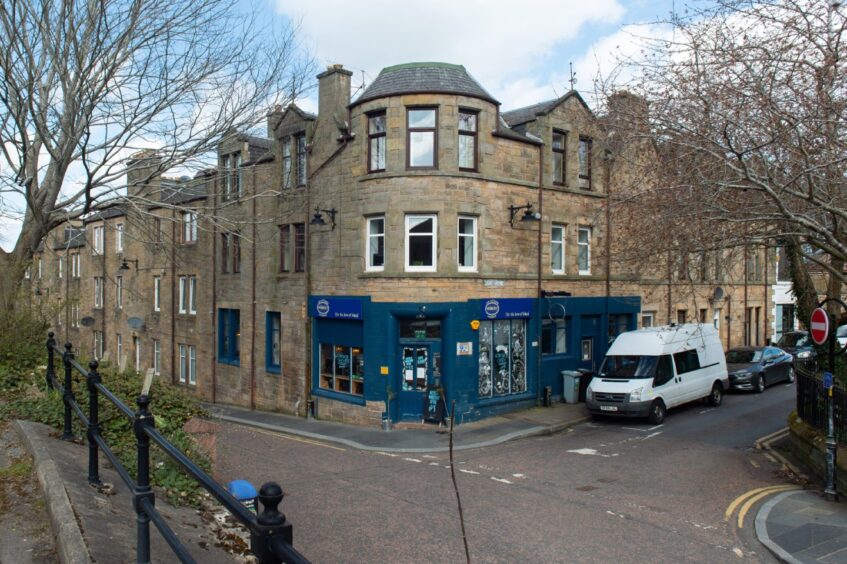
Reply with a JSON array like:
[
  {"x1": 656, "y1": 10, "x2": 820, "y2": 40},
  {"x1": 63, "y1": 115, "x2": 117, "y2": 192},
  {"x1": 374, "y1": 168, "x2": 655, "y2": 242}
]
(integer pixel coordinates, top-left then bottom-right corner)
[
  {"x1": 457, "y1": 216, "x2": 477, "y2": 271},
  {"x1": 407, "y1": 108, "x2": 437, "y2": 168},
  {"x1": 368, "y1": 112, "x2": 386, "y2": 172},
  {"x1": 366, "y1": 216, "x2": 385, "y2": 271},
  {"x1": 551, "y1": 224, "x2": 565, "y2": 274},
  {"x1": 405, "y1": 214, "x2": 437, "y2": 272},
  {"x1": 458, "y1": 110, "x2": 477, "y2": 171}
]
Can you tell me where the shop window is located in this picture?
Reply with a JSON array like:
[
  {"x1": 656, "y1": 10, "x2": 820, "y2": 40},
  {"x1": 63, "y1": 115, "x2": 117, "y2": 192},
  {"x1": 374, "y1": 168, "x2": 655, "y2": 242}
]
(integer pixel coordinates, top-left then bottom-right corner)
[
  {"x1": 405, "y1": 214, "x2": 437, "y2": 272},
  {"x1": 366, "y1": 216, "x2": 385, "y2": 271},
  {"x1": 407, "y1": 107, "x2": 437, "y2": 169},
  {"x1": 368, "y1": 112, "x2": 386, "y2": 172},
  {"x1": 318, "y1": 343, "x2": 364, "y2": 396},
  {"x1": 266, "y1": 312, "x2": 282, "y2": 374},
  {"x1": 218, "y1": 308, "x2": 240, "y2": 365},
  {"x1": 478, "y1": 319, "x2": 527, "y2": 398},
  {"x1": 541, "y1": 317, "x2": 568, "y2": 355}
]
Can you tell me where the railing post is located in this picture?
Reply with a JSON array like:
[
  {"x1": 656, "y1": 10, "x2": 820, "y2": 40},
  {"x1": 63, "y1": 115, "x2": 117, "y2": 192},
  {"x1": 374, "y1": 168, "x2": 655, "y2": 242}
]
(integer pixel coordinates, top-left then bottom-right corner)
[
  {"x1": 61, "y1": 343, "x2": 75, "y2": 441},
  {"x1": 46, "y1": 332, "x2": 56, "y2": 390},
  {"x1": 86, "y1": 360, "x2": 102, "y2": 486},
  {"x1": 133, "y1": 394, "x2": 155, "y2": 564},
  {"x1": 251, "y1": 482, "x2": 293, "y2": 564}
]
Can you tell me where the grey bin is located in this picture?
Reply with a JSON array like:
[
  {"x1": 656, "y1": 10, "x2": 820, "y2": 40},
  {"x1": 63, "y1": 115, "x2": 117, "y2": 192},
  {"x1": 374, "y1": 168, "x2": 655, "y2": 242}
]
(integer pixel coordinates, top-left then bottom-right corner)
[{"x1": 562, "y1": 371, "x2": 581, "y2": 404}]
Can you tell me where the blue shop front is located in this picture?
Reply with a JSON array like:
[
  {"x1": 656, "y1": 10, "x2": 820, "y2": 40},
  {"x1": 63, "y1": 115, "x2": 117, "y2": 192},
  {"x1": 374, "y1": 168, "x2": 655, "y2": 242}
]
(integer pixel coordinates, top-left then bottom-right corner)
[{"x1": 309, "y1": 295, "x2": 641, "y2": 424}]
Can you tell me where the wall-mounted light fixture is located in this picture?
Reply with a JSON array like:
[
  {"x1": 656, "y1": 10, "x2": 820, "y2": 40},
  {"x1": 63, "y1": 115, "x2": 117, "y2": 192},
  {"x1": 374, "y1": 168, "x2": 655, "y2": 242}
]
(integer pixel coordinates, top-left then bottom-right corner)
[
  {"x1": 508, "y1": 202, "x2": 541, "y2": 227},
  {"x1": 119, "y1": 258, "x2": 139, "y2": 271},
  {"x1": 310, "y1": 207, "x2": 337, "y2": 230}
]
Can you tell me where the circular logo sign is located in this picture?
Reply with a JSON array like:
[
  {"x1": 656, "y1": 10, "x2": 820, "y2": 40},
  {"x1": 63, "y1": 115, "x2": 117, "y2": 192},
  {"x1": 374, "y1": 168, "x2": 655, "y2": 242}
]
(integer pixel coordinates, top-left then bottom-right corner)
[
  {"x1": 316, "y1": 299, "x2": 330, "y2": 317},
  {"x1": 484, "y1": 300, "x2": 500, "y2": 319},
  {"x1": 810, "y1": 307, "x2": 830, "y2": 345}
]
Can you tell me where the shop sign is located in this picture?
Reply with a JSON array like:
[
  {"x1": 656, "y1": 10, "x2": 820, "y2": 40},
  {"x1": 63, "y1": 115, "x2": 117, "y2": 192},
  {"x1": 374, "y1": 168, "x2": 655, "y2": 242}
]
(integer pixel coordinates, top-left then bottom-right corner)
[
  {"x1": 311, "y1": 297, "x2": 363, "y2": 319},
  {"x1": 456, "y1": 342, "x2": 473, "y2": 355},
  {"x1": 481, "y1": 298, "x2": 533, "y2": 319}
]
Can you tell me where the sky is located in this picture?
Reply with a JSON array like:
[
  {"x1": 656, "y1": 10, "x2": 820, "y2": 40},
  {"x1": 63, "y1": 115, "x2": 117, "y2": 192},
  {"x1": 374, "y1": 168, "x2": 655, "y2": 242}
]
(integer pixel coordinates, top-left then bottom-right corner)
[
  {"x1": 0, "y1": 0, "x2": 678, "y2": 252},
  {"x1": 273, "y1": 0, "x2": 677, "y2": 111}
]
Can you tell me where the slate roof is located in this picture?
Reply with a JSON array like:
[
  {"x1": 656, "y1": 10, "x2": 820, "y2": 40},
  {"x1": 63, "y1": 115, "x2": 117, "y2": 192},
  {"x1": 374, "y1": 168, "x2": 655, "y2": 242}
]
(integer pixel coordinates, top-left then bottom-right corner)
[
  {"x1": 82, "y1": 205, "x2": 126, "y2": 224},
  {"x1": 501, "y1": 91, "x2": 593, "y2": 127},
  {"x1": 160, "y1": 178, "x2": 208, "y2": 205},
  {"x1": 353, "y1": 62, "x2": 499, "y2": 107}
]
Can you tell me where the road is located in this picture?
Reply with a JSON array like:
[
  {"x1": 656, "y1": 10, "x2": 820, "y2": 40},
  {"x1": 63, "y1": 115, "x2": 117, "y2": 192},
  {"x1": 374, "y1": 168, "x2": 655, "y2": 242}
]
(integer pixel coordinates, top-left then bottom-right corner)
[{"x1": 216, "y1": 382, "x2": 797, "y2": 563}]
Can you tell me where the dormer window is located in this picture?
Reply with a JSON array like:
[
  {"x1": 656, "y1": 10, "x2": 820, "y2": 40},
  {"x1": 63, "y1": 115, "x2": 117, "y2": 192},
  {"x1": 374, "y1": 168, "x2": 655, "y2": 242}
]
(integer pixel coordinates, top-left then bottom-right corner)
[
  {"x1": 407, "y1": 108, "x2": 437, "y2": 169},
  {"x1": 368, "y1": 112, "x2": 386, "y2": 172},
  {"x1": 578, "y1": 136, "x2": 592, "y2": 190},
  {"x1": 458, "y1": 110, "x2": 478, "y2": 171},
  {"x1": 222, "y1": 152, "x2": 242, "y2": 200}
]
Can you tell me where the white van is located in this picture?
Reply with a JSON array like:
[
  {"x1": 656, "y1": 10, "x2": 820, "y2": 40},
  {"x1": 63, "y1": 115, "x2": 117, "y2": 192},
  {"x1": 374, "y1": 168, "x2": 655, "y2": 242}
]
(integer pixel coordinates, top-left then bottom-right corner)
[{"x1": 585, "y1": 324, "x2": 729, "y2": 424}]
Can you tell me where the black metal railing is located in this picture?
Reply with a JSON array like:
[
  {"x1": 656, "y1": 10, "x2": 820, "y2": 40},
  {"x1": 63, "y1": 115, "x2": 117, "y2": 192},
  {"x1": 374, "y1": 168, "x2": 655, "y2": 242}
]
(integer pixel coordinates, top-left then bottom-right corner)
[
  {"x1": 45, "y1": 332, "x2": 309, "y2": 564},
  {"x1": 796, "y1": 364, "x2": 847, "y2": 445}
]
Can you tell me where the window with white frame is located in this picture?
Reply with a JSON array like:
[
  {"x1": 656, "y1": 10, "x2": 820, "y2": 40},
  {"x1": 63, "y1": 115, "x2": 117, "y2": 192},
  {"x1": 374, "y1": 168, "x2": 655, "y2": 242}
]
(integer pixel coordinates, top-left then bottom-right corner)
[
  {"x1": 182, "y1": 211, "x2": 197, "y2": 243},
  {"x1": 92, "y1": 225, "x2": 104, "y2": 254},
  {"x1": 116, "y1": 333, "x2": 123, "y2": 366},
  {"x1": 94, "y1": 277, "x2": 104, "y2": 308},
  {"x1": 641, "y1": 312, "x2": 655, "y2": 328},
  {"x1": 405, "y1": 214, "x2": 437, "y2": 272},
  {"x1": 407, "y1": 108, "x2": 437, "y2": 168},
  {"x1": 72, "y1": 303, "x2": 80, "y2": 327},
  {"x1": 366, "y1": 216, "x2": 385, "y2": 271},
  {"x1": 179, "y1": 344, "x2": 187, "y2": 383},
  {"x1": 58, "y1": 256, "x2": 63, "y2": 279},
  {"x1": 457, "y1": 216, "x2": 477, "y2": 271},
  {"x1": 178, "y1": 344, "x2": 196, "y2": 385},
  {"x1": 116, "y1": 275, "x2": 123, "y2": 308},
  {"x1": 153, "y1": 276, "x2": 161, "y2": 312},
  {"x1": 38, "y1": 258, "x2": 42, "y2": 279},
  {"x1": 578, "y1": 227, "x2": 591, "y2": 274},
  {"x1": 178, "y1": 275, "x2": 196, "y2": 314},
  {"x1": 458, "y1": 110, "x2": 478, "y2": 171},
  {"x1": 71, "y1": 253, "x2": 80, "y2": 278},
  {"x1": 282, "y1": 138, "x2": 292, "y2": 189},
  {"x1": 551, "y1": 224, "x2": 565, "y2": 274},
  {"x1": 93, "y1": 331, "x2": 103, "y2": 360},
  {"x1": 115, "y1": 223, "x2": 124, "y2": 253},
  {"x1": 24, "y1": 267, "x2": 30, "y2": 279},
  {"x1": 153, "y1": 339, "x2": 161, "y2": 375}
]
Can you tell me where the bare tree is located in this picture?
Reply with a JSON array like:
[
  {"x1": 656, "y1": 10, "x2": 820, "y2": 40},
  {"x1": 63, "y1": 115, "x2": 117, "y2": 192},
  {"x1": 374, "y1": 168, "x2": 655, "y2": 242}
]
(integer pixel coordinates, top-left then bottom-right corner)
[
  {"x1": 606, "y1": 0, "x2": 847, "y2": 325},
  {"x1": 0, "y1": 0, "x2": 314, "y2": 307}
]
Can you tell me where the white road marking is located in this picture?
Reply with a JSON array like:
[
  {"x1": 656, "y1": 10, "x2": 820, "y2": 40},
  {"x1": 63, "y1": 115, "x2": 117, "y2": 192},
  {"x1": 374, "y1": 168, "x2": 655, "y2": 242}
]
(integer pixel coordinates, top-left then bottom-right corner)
[
  {"x1": 375, "y1": 452, "x2": 398, "y2": 457},
  {"x1": 429, "y1": 462, "x2": 440, "y2": 466},
  {"x1": 512, "y1": 473, "x2": 526, "y2": 479},
  {"x1": 648, "y1": 425, "x2": 664, "y2": 431},
  {"x1": 422, "y1": 454, "x2": 438, "y2": 459},
  {"x1": 692, "y1": 522, "x2": 717, "y2": 530},
  {"x1": 699, "y1": 408, "x2": 714, "y2": 414},
  {"x1": 749, "y1": 460, "x2": 760, "y2": 468},
  {"x1": 606, "y1": 510, "x2": 625, "y2": 518},
  {"x1": 403, "y1": 457, "x2": 422, "y2": 463},
  {"x1": 622, "y1": 427, "x2": 648, "y2": 432},
  {"x1": 568, "y1": 448, "x2": 615, "y2": 458},
  {"x1": 640, "y1": 432, "x2": 663, "y2": 441},
  {"x1": 732, "y1": 548, "x2": 744, "y2": 557},
  {"x1": 459, "y1": 469, "x2": 480, "y2": 475},
  {"x1": 491, "y1": 477, "x2": 512, "y2": 484}
]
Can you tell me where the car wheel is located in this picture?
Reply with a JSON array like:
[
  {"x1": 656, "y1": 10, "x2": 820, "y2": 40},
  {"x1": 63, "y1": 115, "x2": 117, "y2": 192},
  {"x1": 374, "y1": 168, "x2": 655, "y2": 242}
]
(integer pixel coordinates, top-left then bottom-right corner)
[
  {"x1": 708, "y1": 383, "x2": 723, "y2": 407},
  {"x1": 755, "y1": 373, "x2": 765, "y2": 393},
  {"x1": 787, "y1": 367, "x2": 795, "y2": 383},
  {"x1": 647, "y1": 400, "x2": 666, "y2": 425}
]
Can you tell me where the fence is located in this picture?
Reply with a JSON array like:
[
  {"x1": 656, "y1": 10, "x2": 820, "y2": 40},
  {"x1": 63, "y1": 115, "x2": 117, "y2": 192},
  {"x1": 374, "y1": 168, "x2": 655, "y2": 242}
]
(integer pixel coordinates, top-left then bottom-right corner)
[
  {"x1": 44, "y1": 332, "x2": 310, "y2": 564},
  {"x1": 796, "y1": 363, "x2": 847, "y2": 445}
]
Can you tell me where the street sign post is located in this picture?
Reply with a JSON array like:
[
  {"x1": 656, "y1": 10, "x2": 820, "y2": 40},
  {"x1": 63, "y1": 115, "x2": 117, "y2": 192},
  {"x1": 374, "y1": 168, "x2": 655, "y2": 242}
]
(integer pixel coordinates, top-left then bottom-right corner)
[{"x1": 811, "y1": 307, "x2": 830, "y2": 345}]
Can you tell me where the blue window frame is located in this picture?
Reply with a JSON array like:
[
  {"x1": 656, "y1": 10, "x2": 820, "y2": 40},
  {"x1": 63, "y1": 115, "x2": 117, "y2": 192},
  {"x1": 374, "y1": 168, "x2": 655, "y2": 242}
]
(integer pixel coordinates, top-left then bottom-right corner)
[
  {"x1": 218, "y1": 308, "x2": 240, "y2": 365},
  {"x1": 266, "y1": 311, "x2": 281, "y2": 374}
]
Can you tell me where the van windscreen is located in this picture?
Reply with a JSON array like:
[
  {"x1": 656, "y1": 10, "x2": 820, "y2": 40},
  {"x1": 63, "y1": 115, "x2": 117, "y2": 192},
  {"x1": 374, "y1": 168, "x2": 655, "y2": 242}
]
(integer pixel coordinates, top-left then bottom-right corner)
[{"x1": 600, "y1": 355, "x2": 658, "y2": 379}]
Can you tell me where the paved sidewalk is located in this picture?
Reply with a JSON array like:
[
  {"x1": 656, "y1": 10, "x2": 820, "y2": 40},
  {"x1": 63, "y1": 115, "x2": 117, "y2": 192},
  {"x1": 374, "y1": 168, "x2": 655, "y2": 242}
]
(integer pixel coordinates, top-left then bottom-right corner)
[
  {"x1": 203, "y1": 400, "x2": 591, "y2": 452},
  {"x1": 757, "y1": 490, "x2": 847, "y2": 563}
]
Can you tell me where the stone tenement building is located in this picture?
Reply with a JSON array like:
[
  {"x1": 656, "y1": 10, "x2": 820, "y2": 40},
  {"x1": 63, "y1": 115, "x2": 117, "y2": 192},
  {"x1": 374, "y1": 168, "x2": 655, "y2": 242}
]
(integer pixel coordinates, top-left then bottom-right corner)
[{"x1": 28, "y1": 62, "x2": 772, "y2": 426}]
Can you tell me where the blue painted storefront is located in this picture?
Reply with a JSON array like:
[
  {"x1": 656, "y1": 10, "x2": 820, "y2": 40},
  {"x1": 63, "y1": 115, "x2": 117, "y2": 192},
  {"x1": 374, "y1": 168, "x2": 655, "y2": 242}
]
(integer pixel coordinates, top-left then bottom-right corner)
[{"x1": 309, "y1": 295, "x2": 640, "y2": 423}]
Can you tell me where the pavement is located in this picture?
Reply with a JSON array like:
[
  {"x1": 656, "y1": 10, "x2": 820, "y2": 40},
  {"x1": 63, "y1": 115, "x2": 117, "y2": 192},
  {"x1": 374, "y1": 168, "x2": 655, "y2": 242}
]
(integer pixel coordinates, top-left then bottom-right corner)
[{"x1": 14, "y1": 398, "x2": 847, "y2": 563}]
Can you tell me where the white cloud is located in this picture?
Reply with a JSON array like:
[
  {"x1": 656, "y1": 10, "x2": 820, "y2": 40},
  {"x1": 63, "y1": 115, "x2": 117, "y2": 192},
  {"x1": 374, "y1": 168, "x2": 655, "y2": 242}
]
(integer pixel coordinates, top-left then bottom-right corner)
[{"x1": 276, "y1": 0, "x2": 626, "y2": 107}]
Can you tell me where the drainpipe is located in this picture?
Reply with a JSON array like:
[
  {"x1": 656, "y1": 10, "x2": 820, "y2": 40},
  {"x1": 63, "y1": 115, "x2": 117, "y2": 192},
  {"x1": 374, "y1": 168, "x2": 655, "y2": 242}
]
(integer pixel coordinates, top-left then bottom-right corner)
[
  {"x1": 604, "y1": 150, "x2": 612, "y2": 340},
  {"x1": 250, "y1": 161, "x2": 257, "y2": 410},
  {"x1": 536, "y1": 142, "x2": 544, "y2": 405},
  {"x1": 764, "y1": 247, "x2": 769, "y2": 344},
  {"x1": 304, "y1": 131, "x2": 314, "y2": 419},
  {"x1": 211, "y1": 176, "x2": 218, "y2": 403},
  {"x1": 744, "y1": 244, "x2": 749, "y2": 344},
  {"x1": 170, "y1": 210, "x2": 177, "y2": 385},
  {"x1": 667, "y1": 250, "x2": 673, "y2": 322}
]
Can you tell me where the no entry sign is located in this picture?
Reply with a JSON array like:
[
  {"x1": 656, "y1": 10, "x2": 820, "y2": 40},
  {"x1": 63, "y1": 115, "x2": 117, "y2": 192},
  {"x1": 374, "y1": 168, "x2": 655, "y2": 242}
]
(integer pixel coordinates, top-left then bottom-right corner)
[{"x1": 810, "y1": 307, "x2": 830, "y2": 345}]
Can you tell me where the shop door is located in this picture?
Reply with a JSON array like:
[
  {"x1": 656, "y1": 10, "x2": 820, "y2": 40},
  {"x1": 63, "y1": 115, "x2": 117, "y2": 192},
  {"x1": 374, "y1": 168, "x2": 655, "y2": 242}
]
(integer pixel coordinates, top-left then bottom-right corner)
[{"x1": 398, "y1": 343, "x2": 440, "y2": 421}]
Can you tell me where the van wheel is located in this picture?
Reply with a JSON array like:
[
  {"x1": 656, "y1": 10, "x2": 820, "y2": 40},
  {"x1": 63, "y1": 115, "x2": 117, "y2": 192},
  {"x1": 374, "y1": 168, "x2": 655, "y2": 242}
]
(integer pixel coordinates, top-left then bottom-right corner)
[
  {"x1": 755, "y1": 374, "x2": 765, "y2": 393},
  {"x1": 708, "y1": 383, "x2": 723, "y2": 407},
  {"x1": 787, "y1": 367, "x2": 795, "y2": 383},
  {"x1": 647, "y1": 400, "x2": 666, "y2": 425}
]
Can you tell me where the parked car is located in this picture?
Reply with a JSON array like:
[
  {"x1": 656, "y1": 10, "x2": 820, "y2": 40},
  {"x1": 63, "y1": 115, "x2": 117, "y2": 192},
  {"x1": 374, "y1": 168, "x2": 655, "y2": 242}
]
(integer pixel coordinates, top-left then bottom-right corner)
[
  {"x1": 586, "y1": 324, "x2": 728, "y2": 425},
  {"x1": 726, "y1": 346, "x2": 795, "y2": 392},
  {"x1": 837, "y1": 324, "x2": 847, "y2": 349},
  {"x1": 776, "y1": 331, "x2": 816, "y2": 366}
]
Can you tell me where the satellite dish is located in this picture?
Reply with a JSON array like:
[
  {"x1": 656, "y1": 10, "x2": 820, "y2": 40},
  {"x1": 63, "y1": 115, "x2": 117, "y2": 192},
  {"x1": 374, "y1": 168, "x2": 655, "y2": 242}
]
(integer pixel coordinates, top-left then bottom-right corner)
[
  {"x1": 80, "y1": 316, "x2": 96, "y2": 327},
  {"x1": 127, "y1": 317, "x2": 145, "y2": 330},
  {"x1": 713, "y1": 287, "x2": 724, "y2": 301}
]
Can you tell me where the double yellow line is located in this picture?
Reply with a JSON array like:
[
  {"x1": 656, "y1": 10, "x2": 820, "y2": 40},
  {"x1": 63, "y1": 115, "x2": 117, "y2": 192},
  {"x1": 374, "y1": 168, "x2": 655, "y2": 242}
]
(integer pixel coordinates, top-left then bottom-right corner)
[{"x1": 725, "y1": 485, "x2": 801, "y2": 528}]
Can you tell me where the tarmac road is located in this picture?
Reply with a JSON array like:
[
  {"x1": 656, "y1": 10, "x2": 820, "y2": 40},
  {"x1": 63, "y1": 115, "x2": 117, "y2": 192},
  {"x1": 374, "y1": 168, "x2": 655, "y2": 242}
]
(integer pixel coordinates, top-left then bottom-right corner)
[{"x1": 216, "y1": 382, "x2": 796, "y2": 563}]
